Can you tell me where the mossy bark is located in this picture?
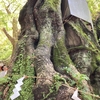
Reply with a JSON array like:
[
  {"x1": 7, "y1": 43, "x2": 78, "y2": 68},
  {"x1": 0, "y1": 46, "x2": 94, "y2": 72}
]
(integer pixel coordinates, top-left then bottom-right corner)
[{"x1": 1, "y1": 0, "x2": 100, "y2": 100}]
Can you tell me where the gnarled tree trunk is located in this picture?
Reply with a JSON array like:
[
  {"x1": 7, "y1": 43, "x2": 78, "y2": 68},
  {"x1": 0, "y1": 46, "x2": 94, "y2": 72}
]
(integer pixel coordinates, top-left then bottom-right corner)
[{"x1": 1, "y1": 0, "x2": 100, "y2": 100}]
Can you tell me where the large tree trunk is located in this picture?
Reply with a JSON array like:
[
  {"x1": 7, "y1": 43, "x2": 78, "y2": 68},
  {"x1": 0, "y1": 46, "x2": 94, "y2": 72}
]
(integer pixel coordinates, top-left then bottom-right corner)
[{"x1": 1, "y1": 0, "x2": 100, "y2": 100}]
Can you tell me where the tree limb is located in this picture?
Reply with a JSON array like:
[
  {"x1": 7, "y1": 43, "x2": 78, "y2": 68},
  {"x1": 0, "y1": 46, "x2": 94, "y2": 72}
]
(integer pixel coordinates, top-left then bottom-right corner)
[{"x1": 2, "y1": 28, "x2": 15, "y2": 47}]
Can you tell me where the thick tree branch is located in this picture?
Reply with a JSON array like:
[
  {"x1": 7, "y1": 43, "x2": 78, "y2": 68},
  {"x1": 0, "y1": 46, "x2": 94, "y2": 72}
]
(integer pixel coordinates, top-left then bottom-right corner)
[{"x1": 2, "y1": 28, "x2": 15, "y2": 47}]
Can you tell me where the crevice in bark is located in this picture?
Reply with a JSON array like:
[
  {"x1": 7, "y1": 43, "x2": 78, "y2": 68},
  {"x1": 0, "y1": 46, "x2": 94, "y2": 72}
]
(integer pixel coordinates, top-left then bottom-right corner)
[
  {"x1": 50, "y1": 46, "x2": 54, "y2": 65},
  {"x1": 90, "y1": 67, "x2": 100, "y2": 95},
  {"x1": 90, "y1": 70, "x2": 96, "y2": 85}
]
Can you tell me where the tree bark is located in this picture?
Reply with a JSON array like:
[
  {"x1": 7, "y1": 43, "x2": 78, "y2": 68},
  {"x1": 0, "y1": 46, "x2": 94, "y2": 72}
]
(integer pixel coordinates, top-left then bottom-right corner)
[{"x1": 1, "y1": 0, "x2": 100, "y2": 100}]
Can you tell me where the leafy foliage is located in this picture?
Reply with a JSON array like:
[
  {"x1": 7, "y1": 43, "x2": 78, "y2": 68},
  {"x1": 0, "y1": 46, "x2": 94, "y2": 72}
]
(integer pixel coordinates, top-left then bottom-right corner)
[
  {"x1": 0, "y1": 0, "x2": 26, "y2": 60},
  {"x1": 0, "y1": 34, "x2": 12, "y2": 60},
  {"x1": 87, "y1": 0, "x2": 100, "y2": 19},
  {"x1": 7, "y1": 37, "x2": 35, "y2": 100}
]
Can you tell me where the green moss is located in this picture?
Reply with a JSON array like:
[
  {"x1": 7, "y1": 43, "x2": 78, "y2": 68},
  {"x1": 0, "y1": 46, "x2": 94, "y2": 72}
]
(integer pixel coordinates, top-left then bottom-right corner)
[
  {"x1": 53, "y1": 38, "x2": 72, "y2": 68},
  {"x1": 38, "y1": 21, "x2": 52, "y2": 47},
  {"x1": 43, "y1": 0, "x2": 60, "y2": 10},
  {"x1": 69, "y1": 22, "x2": 99, "y2": 52},
  {"x1": 91, "y1": 54, "x2": 98, "y2": 72},
  {"x1": 91, "y1": 52, "x2": 100, "y2": 73},
  {"x1": 95, "y1": 54, "x2": 100, "y2": 62}
]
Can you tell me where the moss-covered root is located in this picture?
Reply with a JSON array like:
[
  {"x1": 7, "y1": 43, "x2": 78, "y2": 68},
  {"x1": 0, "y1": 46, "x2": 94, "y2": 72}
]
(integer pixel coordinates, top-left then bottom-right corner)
[
  {"x1": 53, "y1": 15, "x2": 93, "y2": 100},
  {"x1": 53, "y1": 45, "x2": 93, "y2": 99}
]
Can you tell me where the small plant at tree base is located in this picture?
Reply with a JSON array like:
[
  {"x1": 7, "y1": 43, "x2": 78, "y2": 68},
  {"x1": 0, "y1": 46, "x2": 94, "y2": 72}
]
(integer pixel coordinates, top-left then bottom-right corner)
[
  {"x1": 63, "y1": 66, "x2": 71, "y2": 74},
  {"x1": 74, "y1": 73, "x2": 89, "y2": 89},
  {"x1": 43, "y1": 74, "x2": 67, "y2": 99}
]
